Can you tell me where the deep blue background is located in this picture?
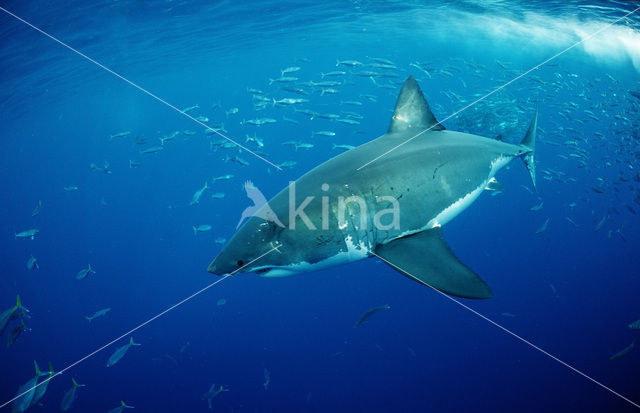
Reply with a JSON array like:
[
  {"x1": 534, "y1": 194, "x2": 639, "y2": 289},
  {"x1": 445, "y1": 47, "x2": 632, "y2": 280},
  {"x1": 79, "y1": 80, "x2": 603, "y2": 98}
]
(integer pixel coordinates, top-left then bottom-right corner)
[{"x1": 0, "y1": 0, "x2": 639, "y2": 412}]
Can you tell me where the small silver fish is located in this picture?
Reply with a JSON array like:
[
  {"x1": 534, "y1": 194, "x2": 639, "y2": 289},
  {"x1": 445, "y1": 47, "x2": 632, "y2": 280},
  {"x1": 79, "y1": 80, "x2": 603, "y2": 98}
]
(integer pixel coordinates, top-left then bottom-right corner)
[
  {"x1": 354, "y1": 304, "x2": 390, "y2": 328},
  {"x1": 278, "y1": 161, "x2": 297, "y2": 169},
  {"x1": 76, "y1": 264, "x2": 95, "y2": 280},
  {"x1": 190, "y1": 182, "x2": 208, "y2": 206},
  {"x1": 535, "y1": 218, "x2": 550, "y2": 234},
  {"x1": 140, "y1": 146, "x2": 164, "y2": 154},
  {"x1": 60, "y1": 378, "x2": 85, "y2": 411},
  {"x1": 107, "y1": 401, "x2": 135, "y2": 413},
  {"x1": 530, "y1": 201, "x2": 544, "y2": 211},
  {"x1": 322, "y1": 71, "x2": 346, "y2": 77},
  {"x1": 107, "y1": 337, "x2": 141, "y2": 367},
  {"x1": 313, "y1": 131, "x2": 336, "y2": 137},
  {"x1": 193, "y1": 224, "x2": 212, "y2": 235},
  {"x1": 31, "y1": 200, "x2": 42, "y2": 217},
  {"x1": 85, "y1": 308, "x2": 110, "y2": 322},
  {"x1": 212, "y1": 174, "x2": 234, "y2": 182},
  {"x1": 280, "y1": 66, "x2": 301, "y2": 76},
  {"x1": 336, "y1": 59, "x2": 362, "y2": 67},
  {"x1": 26, "y1": 256, "x2": 39, "y2": 271},
  {"x1": 110, "y1": 131, "x2": 131, "y2": 139},
  {"x1": 15, "y1": 229, "x2": 39, "y2": 240},
  {"x1": 609, "y1": 339, "x2": 636, "y2": 361},
  {"x1": 180, "y1": 104, "x2": 199, "y2": 113},
  {"x1": 268, "y1": 76, "x2": 298, "y2": 85}
]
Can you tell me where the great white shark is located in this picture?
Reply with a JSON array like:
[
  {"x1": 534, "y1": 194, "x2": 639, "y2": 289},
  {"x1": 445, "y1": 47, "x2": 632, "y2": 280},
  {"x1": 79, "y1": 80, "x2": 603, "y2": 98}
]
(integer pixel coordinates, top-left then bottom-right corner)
[{"x1": 208, "y1": 76, "x2": 537, "y2": 299}]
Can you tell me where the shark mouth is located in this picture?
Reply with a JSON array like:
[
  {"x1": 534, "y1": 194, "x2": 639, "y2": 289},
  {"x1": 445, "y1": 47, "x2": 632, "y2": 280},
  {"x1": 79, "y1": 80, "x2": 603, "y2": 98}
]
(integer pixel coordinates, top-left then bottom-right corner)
[
  {"x1": 251, "y1": 263, "x2": 306, "y2": 278},
  {"x1": 250, "y1": 241, "x2": 371, "y2": 278}
]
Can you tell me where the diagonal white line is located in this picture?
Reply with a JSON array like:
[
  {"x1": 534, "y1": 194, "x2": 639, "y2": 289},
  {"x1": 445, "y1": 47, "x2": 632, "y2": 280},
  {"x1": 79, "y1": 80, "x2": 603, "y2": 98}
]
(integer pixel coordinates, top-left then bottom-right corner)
[
  {"x1": 369, "y1": 250, "x2": 640, "y2": 409},
  {"x1": 0, "y1": 244, "x2": 281, "y2": 411},
  {"x1": 0, "y1": 6, "x2": 282, "y2": 171},
  {"x1": 357, "y1": 6, "x2": 640, "y2": 171}
]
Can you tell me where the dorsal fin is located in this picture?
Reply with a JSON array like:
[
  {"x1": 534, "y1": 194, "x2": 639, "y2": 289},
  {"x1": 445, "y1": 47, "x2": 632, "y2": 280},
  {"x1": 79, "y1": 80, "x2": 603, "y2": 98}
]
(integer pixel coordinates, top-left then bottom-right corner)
[{"x1": 387, "y1": 76, "x2": 444, "y2": 134}]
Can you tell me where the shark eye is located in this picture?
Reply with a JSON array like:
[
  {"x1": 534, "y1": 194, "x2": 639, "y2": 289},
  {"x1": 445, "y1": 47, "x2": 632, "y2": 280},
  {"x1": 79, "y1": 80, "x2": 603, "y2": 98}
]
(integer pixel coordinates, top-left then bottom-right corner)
[{"x1": 237, "y1": 260, "x2": 244, "y2": 267}]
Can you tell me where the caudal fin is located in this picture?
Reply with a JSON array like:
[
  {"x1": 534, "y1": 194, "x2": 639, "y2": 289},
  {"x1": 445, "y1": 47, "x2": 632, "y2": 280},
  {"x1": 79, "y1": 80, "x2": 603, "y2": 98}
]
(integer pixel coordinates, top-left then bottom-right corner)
[
  {"x1": 129, "y1": 337, "x2": 141, "y2": 346},
  {"x1": 520, "y1": 108, "x2": 537, "y2": 190}
]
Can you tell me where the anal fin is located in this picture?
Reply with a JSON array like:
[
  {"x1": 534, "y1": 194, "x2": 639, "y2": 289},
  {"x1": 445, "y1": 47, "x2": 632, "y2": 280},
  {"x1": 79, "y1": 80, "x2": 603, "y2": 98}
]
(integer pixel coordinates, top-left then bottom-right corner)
[{"x1": 376, "y1": 228, "x2": 492, "y2": 299}]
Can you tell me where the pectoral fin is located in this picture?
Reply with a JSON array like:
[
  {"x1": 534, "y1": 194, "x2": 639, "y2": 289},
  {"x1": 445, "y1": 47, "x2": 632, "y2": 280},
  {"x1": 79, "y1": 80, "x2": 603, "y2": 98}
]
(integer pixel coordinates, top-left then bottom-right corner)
[{"x1": 376, "y1": 228, "x2": 492, "y2": 299}]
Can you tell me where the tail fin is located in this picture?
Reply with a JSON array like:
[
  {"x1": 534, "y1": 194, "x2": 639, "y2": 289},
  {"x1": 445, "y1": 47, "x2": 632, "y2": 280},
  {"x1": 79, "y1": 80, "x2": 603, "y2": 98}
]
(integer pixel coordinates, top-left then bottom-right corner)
[
  {"x1": 193, "y1": 226, "x2": 198, "y2": 236},
  {"x1": 72, "y1": 378, "x2": 85, "y2": 388},
  {"x1": 15, "y1": 295, "x2": 21, "y2": 311},
  {"x1": 85, "y1": 316, "x2": 92, "y2": 322},
  {"x1": 34, "y1": 360, "x2": 41, "y2": 377},
  {"x1": 520, "y1": 108, "x2": 537, "y2": 190},
  {"x1": 130, "y1": 337, "x2": 141, "y2": 346}
]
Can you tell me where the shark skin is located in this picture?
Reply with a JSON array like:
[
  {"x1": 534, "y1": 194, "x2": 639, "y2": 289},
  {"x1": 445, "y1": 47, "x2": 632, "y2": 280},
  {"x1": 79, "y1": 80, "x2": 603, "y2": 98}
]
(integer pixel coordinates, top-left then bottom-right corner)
[{"x1": 208, "y1": 76, "x2": 537, "y2": 299}]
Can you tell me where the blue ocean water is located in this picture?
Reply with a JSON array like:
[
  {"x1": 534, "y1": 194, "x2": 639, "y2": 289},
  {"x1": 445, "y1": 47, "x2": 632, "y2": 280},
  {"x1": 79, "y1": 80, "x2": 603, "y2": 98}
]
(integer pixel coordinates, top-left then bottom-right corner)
[{"x1": 1, "y1": 0, "x2": 639, "y2": 411}]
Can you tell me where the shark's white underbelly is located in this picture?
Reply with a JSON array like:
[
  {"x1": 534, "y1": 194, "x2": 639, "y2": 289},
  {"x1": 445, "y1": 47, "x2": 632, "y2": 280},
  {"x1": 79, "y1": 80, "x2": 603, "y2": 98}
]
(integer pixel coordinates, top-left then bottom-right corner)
[{"x1": 257, "y1": 234, "x2": 370, "y2": 277}]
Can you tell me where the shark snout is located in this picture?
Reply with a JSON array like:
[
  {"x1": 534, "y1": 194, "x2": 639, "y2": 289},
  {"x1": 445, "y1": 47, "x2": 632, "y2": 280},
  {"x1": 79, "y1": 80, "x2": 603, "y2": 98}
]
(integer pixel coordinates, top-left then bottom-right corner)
[
  {"x1": 207, "y1": 257, "x2": 231, "y2": 276},
  {"x1": 208, "y1": 249, "x2": 249, "y2": 275},
  {"x1": 207, "y1": 260, "x2": 220, "y2": 275}
]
